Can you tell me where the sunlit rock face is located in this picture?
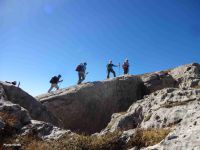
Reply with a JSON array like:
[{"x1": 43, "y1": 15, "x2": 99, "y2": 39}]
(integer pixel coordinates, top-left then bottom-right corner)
[
  {"x1": 0, "y1": 82, "x2": 62, "y2": 127},
  {"x1": 37, "y1": 63, "x2": 200, "y2": 135},
  {"x1": 1, "y1": 63, "x2": 200, "y2": 149},
  {"x1": 100, "y1": 63, "x2": 200, "y2": 150},
  {"x1": 0, "y1": 84, "x2": 68, "y2": 141},
  {"x1": 37, "y1": 76, "x2": 145, "y2": 134}
]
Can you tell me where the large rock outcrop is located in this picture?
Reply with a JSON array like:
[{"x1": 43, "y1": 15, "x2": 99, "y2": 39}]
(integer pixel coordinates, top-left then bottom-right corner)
[
  {"x1": 140, "y1": 71, "x2": 177, "y2": 93},
  {"x1": 37, "y1": 76, "x2": 145, "y2": 134},
  {"x1": 0, "y1": 85, "x2": 31, "y2": 131},
  {"x1": 101, "y1": 88, "x2": 200, "y2": 132},
  {"x1": 140, "y1": 63, "x2": 200, "y2": 93},
  {"x1": 36, "y1": 63, "x2": 200, "y2": 135},
  {"x1": 0, "y1": 82, "x2": 62, "y2": 127},
  {"x1": 100, "y1": 63, "x2": 200, "y2": 149},
  {"x1": 100, "y1": 87, "x2": 200, "y2": 149},
  {"x1": 169, "y1": 63, "x2": 200, "y2": 88},
  {"x1": 1, "y1": 63, "x2": 200, "y2": 149},
  {"x1": 0, "y1": 83, "x2": 69, "y2": 142}
]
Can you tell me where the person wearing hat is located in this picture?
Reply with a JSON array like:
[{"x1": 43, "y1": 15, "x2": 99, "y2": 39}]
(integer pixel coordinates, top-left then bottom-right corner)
[
  {"x1": 106, "y1": 60, "x2": 118, "y2": 79},
  {"x1": 122, "y1": 59, "x2": 130, "y2": 75},
  {"x1": 48, "y1": 74, "x2": 63, "y2": 93},
  {"x1": 76, "y1": 62, "x2": 87, "y2": 84}
]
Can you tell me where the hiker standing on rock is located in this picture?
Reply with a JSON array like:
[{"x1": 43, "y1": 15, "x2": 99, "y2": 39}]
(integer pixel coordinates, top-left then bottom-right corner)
[
  {"x1": 107, "y1": 60, "x2": 118, "y2": 79},
  {"x1": 48, "y1": 75, "x2": 63, "y2": 93},
  {"x1": 122, "y1": 59, "x2": 129, "y2": 75},
  {"x1": 76, "y1": 62, "x2": 87, "y2": 84}
]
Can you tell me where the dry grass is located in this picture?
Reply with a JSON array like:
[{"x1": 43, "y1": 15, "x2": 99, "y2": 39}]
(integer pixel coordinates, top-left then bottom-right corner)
[
  {"x1": 0, "y1": 112, "x2": 171, "y2": 150},
  {"x1": 127, "y1": 128, "x2": 171, "y2": 148},
  {"x1": 0, "y1": 112, "x2": 17, "y2": 127},
  {"x1": 2, "y1": 128, "x2": 171, "y2": 150},
  {"x1": 0, "y1": 112, "x2": 18, "y2": 149},
  {"x1": 2, "y1": 131, "x2": 125, "y2": 150},
  {"x1": 194, "y1": 85, "x2": 200, "y2": 89}
]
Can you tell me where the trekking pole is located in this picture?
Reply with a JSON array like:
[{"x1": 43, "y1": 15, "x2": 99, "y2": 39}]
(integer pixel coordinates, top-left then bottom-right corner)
[{"x1": 59, "y1": 80, "x2": 63, "y2": 89}]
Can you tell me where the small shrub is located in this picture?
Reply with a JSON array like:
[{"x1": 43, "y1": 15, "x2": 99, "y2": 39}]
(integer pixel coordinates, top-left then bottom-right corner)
[
  {"x1": 0, "y1": 112, "x2": 18, "y2": 146},
  {"x1": 1, "y1": 123, "x2": 170, "y2": 150},
  {"x1": 127, "y1": 128, "x2": 171, "y2": 149},
  {"x1": 144, "y1": 114, "x2": 152, "y2": 122},
  {"x1": 0, "y1": 112, "x2": 17, "y2": 127},
  {"x1": 194, "y1": 85, "x2": 200, "y2": 89}
]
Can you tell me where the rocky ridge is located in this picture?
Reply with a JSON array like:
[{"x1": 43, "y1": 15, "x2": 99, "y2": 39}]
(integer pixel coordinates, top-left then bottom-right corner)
[
  {"x1": 1, "y1": 63, "x2": 200, "y2": 150},
  {"x1": 100, "y1": 63, "x2": 200, "y2": 149}
]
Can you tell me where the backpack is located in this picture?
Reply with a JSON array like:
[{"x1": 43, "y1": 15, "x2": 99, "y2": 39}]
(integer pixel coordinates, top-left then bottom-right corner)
[
  {"x1": 50, "y1": 76, "x2": 57, "y2": 84},
  {"x1": 76, "y1": 65, "x2": 82, "y2": 72},
  {"x1": 123, "y1": 63, "x2": 129, "y2": 69}
]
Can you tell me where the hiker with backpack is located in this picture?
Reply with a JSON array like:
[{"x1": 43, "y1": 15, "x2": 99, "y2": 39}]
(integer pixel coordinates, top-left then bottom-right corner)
[
  {"x1": 76, "y1": 62, "x2": 87, "y2": 84},
  {"x1": 107, "y1": 60, "x2": 118, "y2": 79},
  {"x1": 48, "y1": 74, "x2": 63, "y2": 93},
  {"x1": 122, "y1": 59, "x2": 129, "y2": 75}
]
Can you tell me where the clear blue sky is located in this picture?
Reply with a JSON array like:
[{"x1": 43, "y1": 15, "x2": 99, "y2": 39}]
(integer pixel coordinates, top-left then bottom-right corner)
[{"x1": 0, "y1": 0, "x2": 200, "y2": 96}]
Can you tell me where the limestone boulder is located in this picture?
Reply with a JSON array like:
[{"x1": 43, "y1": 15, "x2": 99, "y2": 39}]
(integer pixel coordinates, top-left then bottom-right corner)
[
  {"x1": 102, "y1": 87, "x2": 200, "y2": 149},
  {"x1": 139, "y1": 63, "x2": 200, "y2": 94},
  {"x1": 0, "y1": 85, "x2": 31, "y2": 130},
  {"x1": 140, "y1": 72, "x2": 176, "y2": 93},
  {"x1": 0, "y1": 82, "x2": 62, "y2": 127},
  {"x1": 37, "y1": 76, "x2": 145, "y2": 134},
  {"x1": 169, "y1": 63, "x2": 200, "y2": 88},
  {"x1": 20, "y1": 120, "x2": 72, "y2": 140},
  {"x1": 0, "y1": 101, "x2": 31, "y2": 130}
]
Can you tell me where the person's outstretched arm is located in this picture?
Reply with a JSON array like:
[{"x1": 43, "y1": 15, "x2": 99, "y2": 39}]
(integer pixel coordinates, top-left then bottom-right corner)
[{"x1": 58, "y1": 79, "x2": 63, "y2": 82}]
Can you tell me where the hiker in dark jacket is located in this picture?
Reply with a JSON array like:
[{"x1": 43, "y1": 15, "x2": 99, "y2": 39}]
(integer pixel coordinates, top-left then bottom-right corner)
[
  {"x1": 48, "y1": 74, "x2": 63, "y2": 93},
  {"x1": 107, "y1": 60, "x2": 118, "y2": 79},
  {"x1": 122, "y1": 59, "x2": 129, "y2": 75},
  {"x1": 76, "y1": 62, "x2": 87, "y2": 84}
]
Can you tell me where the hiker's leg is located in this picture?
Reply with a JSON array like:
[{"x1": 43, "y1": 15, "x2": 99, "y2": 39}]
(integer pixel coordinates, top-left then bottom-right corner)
[
  {"x1": 124, "y1": 69, "x2": 128, "y2": 75},
  {"x1": 48, "y1": 84, "x2": 54, "y2": 93},
  {"x1": 79, "y1": 73, "x2": 84, "y2": 83},
  {"x1": 107, "y1": 70, "x2": 110, "y2": 79},
  {"x1": 82, "y1": 73, "x2": 85, "y2": 82},
  {"x1": 111, "y1": 69, "x2": 116, "y2": 77},
  {"x1": 78, "y1": 72, "x2": 84, "y2": 84},
  {"x1": 55, "y1": 84, "x2": 59, "y2": 90},
  {"x1": 78, "y1": 73, "x2": 81, "y2": 84},
  {"x1": 113, "y1": 71, "x2": 116, "y2": 77}
]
